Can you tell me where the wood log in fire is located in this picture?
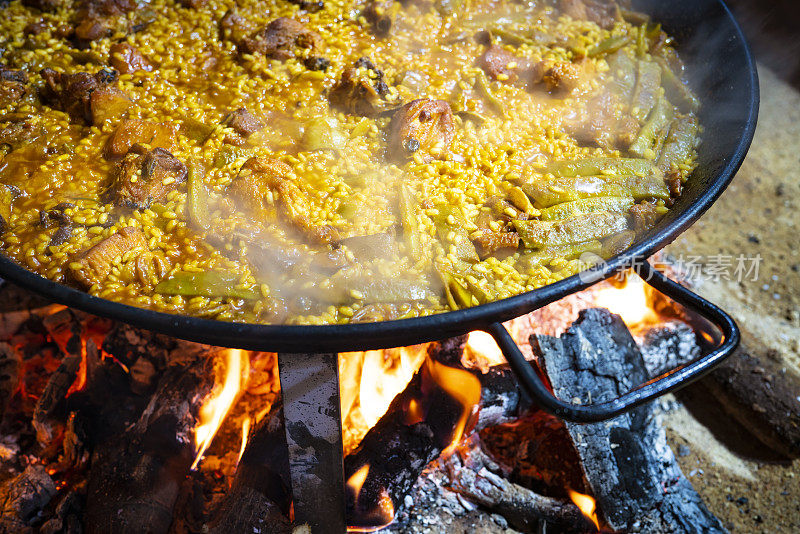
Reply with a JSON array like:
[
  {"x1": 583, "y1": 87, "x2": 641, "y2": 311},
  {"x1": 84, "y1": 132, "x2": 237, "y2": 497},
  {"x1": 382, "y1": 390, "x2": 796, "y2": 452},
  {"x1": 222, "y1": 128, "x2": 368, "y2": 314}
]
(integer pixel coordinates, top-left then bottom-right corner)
[
  {"x1": 0, "y1": 465, "x2": 57, "y2": 534},
  {"x1": 533, "y1": 308, "x2": 726, "y2": 533},
  {"x1": 84, "y1": 356, "x2": 216, "y2": 534}
]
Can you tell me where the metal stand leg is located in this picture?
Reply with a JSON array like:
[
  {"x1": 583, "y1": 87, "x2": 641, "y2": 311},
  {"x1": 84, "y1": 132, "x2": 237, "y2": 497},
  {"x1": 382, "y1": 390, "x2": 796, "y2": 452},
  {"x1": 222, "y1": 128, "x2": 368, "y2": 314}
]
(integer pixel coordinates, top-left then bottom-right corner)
[{"x1": 277, "y1": 352, "x2": 347, "y2": 533}]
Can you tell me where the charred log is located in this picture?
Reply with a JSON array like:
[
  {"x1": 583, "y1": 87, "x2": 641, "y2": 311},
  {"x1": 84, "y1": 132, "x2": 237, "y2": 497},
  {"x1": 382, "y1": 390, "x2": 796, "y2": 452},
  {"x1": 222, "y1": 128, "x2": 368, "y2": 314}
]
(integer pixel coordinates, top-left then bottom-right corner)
[
  {"x1": 32, "y1": 352, "x2": 81, "y2": 445},
  {"x1": 445, "y1": 441, "x2": 590, "y2": 533},
  {"x1": 533, "y1": 308, "x2": 726, "y2": 533},
  {"x1": 84, "y1": 356, "x2": 216, "y2": 534},
  {"x1": 0, "y1": 464, "x2": 57, "y2": 534},
  {"x1": 0, "y1": 342, "x2": 18, "y2": 420},
  {"x1": 208, "y1": 400, "x2": 291, "y2": 534}
]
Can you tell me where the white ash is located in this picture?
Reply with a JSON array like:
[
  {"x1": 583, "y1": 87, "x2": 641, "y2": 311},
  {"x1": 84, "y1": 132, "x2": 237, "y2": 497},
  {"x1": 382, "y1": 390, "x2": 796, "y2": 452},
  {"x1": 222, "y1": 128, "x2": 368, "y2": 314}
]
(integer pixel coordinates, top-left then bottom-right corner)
[{"x1": 638, "y1": 321, "x2": 700, "y2": 378}]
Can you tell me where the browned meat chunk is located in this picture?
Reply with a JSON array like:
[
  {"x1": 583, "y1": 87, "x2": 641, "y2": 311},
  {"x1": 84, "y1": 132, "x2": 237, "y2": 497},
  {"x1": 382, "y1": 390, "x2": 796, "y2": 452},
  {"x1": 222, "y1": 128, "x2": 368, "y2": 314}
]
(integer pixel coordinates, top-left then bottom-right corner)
[
  {"x1": 72, "y1": 0, "x2": 138, "y2": 45},
  {"x1": 329, "y1": 58, "x2": 395, "y2": 116},
  {"x1": 532, "y1": 60, "x2": 586, "y2": 96},
  {"x1": 109, "y1": 43, "x2": 153, "y2": 74},
  {"x1": 40, "y1": 68, "x2": 130, "y2": 124},
  {"x1": 628, "y1": 201, "x2": 660, "y2": 233},
  {"x1": 477, "y1": 45, "x2": 526, "y2": 83},
  {"x1": 220, "y1": 10, "x2": 254, "y2": 43},
  {"x1": 363, "y1": 0, "x2": 396, "y2": 37},
  {"x1": 238, "y1": 18, "x2": 320, "y2": 61},
  {"x1": 104, "y1": 119, "x2": 179, "y2": 159},
  {"x1": 387, "y1": 99, "x2": 454, "y2": 161},
  {"x1": 24, "y1": 21, "x2": 48, "y2": 36},
  {"x1": 22, "y1": 0, "x2": 63, "y2": 11},
  {"x1": 558, "y1": 0, "x2": 618, "y2": 29},
  {"x1": 0, "y1": 67, "x2": 29, "y2": 108},
  {"x1": 565, "y1": 91, "x2": 639, "y2": 149},
  {"x1": 222, "y1": 108, "x2": 264, "y2": 138},
  {"x1": 69, "y1": 226, "x2": 148, "y2": 288},
  {"x1": 229, "y1": 157, "x2": 340, "y2": 244},
  {"x1": 109, "y1": 146, "x2": 187, "y2": 208},
  {"x1": 472, "y1": 228, "x2": 520, "y2": 258},
  {"x1": 179, "y1": 0, "x2": 206, "y2": 8}
]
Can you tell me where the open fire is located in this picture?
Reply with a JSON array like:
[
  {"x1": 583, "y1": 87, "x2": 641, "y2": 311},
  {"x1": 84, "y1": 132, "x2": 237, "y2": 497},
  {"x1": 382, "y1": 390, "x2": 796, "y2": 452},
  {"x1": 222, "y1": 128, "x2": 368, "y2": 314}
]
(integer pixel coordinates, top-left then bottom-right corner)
[{"x1": 0, "y1": 267, "x2": 739, "y2": 533}]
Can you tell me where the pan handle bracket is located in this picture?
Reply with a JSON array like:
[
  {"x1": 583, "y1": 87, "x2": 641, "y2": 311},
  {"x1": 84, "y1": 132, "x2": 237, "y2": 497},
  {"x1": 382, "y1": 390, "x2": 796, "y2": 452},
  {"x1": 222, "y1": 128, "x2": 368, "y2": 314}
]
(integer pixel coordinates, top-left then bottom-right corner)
[{"x1": 485, "y1": 259, "x2": 740, "y2": 423}]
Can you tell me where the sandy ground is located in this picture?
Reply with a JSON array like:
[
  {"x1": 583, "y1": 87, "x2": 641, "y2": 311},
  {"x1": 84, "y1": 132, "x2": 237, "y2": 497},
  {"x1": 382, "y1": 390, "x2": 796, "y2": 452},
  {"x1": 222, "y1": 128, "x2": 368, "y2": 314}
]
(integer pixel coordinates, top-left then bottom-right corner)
[{"x1": 662, "y1": 64, "x2": 800, "y2": 533}]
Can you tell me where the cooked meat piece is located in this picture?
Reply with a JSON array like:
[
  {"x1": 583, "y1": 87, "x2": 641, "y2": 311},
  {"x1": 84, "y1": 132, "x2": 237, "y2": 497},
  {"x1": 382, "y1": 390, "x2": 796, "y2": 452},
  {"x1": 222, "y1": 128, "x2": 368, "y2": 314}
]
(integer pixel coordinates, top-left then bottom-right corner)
[
  {"x1": 0, "y1": 66, "x2": 29, "y2": 108},
  {"x1": 69, "y1": 226, "x2": 148, "y2": 287},
  {"x1": 104, "y1": 119, "x2": 179, "y2": 159},
  {"x1": 558, "y1": 0, "x2": 618, "y2": 29},
  {"x1": 387, "y1": 98, "x2": 454, "y2": 161},
  {"x1": 628, "y1": 201, "x2": 660, "y2": 233},
  {"x1": 472, "y1": 228, "x2": 520, "y2": 258},
  {"x1": 179, "y1": 0, "x2": 206, "y2": 8},
  {"x1": 363, "y1": 0, "x2": 396, "y2": 38},
  {"x1": 72, "y1": 0, "x2": 138, "y2": 45},
  {"x1": 22, "y1": 0, "x2": 63, "y2": 11},
  {"x1": 477, "y1": 45, "x2": 526, "y2": 83},
  {"x1": 40, "y1": 68, "x2": 130, "y2": 124},
  {"x1": 532, "y1": 60, "x2": 585, "y2": 95},
  {"x1": 0, "y1": 121, "x2": 44, "y2": 150},
  {"x1": 109, "y1": 146, "x2": 187, "y2": 208},
  {"x1": 222, "y1": 108, "x2": 264, "y2": 138},
  {"x1": 565, "y1": 91, "x2": 639, "y2": 150},
  {"x1": 329, "y1": 58, "x2": 395, "y2": 116},
  {"x1": 108, "y1": 43, "x2": 153, "y2": 74},
  {"x1": 24, "y1": 21, "x2": 49, "y2": 36},
  {"x1": 0, "y1": 213, "x2": 6, "y2": 234},
  {"x1": 220, "y1": 10, "x2": 254, "y2": 43},
  {"x1": 229, "y1": 157, "x2": 340, "y2": 244},
  {"x1": 238, "y1": 18, "x2": 320, "y2": 61}
]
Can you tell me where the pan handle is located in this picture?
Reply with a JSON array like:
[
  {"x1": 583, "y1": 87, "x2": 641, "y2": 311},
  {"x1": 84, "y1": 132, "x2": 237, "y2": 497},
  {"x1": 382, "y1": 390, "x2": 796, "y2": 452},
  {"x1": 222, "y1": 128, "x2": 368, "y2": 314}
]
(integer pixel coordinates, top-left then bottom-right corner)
[{"x1": 485, "y1": 260, "x2": 740, "y2": 423}]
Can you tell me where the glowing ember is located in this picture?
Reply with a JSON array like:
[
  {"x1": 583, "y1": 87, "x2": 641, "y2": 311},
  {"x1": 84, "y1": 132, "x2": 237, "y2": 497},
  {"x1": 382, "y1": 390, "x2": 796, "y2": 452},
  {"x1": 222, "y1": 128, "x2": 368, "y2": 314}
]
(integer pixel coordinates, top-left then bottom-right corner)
[
  {"x1": 347, "y1": 464, "x2": 370, "y2": 495},
  {"x1": 237, "y1": 417, "x2": 251, "y2": 465},
  {"x1": 569, "y1": 489, "x2": 600, "y2": 530},
  {"x1": 592, "y1": 273, "x2": 656, "y2": 328},
  {"x1": 425, "y1": 358, "x2": 482, "y2": 455},
  {"x1": 192, "y1": 348, "x2": 248, "y2": 470}
]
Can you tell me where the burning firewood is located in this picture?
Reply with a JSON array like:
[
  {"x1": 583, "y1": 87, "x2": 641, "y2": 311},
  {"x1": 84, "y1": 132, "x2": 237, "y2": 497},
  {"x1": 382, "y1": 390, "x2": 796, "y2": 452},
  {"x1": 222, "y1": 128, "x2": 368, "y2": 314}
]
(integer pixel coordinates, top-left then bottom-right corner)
[
  {"x1": 534, "y1": 308, "x2": 726, "y2": 533},
  {"x1": 0, "y1": 341, "x2": 18, "y2": 420},
  {"x1": 84, "y1": 356, "x2": 217, "y2": 534},
  {"x1": 0, "y1": 464, "x2": 57, "y2": 533},
  {"x1": 208, "y1": 399, "x2": 291, "y2": 534}
]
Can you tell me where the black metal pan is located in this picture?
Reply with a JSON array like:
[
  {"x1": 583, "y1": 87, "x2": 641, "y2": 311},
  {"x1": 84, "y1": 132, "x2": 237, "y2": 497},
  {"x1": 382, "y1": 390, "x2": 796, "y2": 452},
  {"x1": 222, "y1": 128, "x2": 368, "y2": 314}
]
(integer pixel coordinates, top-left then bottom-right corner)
[{"x1": 0, "y1": 0, "x2": 759, "y2": 422}]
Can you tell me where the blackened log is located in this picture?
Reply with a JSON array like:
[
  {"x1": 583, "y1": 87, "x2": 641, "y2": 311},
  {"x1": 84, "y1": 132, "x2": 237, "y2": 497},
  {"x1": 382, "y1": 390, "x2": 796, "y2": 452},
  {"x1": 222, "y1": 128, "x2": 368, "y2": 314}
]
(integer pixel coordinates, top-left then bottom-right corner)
[
  {"x1": 533, "y1": 308, "x2": 726, "y2": 533},
  {"x1": 445, "y1": 441, "x2": 590, "y2": 534},
  {"x1": 344, "y1": 337, "x2": 529, "y2": 526},
  {"x1": 32, "y1": 353, "x2": 81, "y2": 445},
  {"x1": 208, "y1": 400, "x2": 291, "y2": 534},
  {"x1": 0, "y1": 464, "x2": 57, "y2": 533},
  {"x1": 85, "y1": 356, "x2": 216, "y2": 534}
]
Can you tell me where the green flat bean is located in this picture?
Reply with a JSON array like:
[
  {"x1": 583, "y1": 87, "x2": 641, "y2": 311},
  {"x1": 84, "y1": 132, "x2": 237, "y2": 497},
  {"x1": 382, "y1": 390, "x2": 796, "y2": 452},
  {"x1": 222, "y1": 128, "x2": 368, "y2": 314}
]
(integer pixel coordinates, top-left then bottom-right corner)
[
  {"x1": 516, "y1": 240, "x2": 602, "y2": 269},
  {"x1": 656, "y1": 57, "x2": 700, "y2": 113},
  {"x1": 631, "y1": 60, "x2": 661, "y2": 121},
  {"x1": 536, "y1": 157, "x2": 659, "y2": 177},
  {"x1": 474, "y1": 70, "x2": 503, "y2": 114},
  {"x1": 400, "y1": 185, "x2": 424, "y2": 259},
  {"x1": 523, "y1": 174, "x2": 669, "y2": 207},
  {"x1": 156, "y1": 271, "x2": 259, "y2": 299},
  {"x1": 539, "y1": 196, "x2": 635, "y2": 221},
  {"x1": 432, "y1": 203, "x2": 480, "y2": 263},
  {"x1": 514, "y1": 212, "x2": 628, "y2": 249},
  {"x1": 588, "y1": 35, "x2": 631, "y2": 57},
  {"x1": 630, "y1": 95, "x2": 674, "y2": 159},
  {"x1": 187, "y1": 163, "x2": 210, "y2": 231},
  {"x1": 657, "y1": 115, "x2": 699, "y2": 174}
]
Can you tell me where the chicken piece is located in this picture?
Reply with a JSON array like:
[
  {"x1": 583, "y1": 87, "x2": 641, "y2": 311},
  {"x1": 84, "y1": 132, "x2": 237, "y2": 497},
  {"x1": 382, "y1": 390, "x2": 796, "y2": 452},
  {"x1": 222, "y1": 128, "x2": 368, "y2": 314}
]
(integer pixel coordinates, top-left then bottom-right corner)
[
  {"x1": 228, "y1": 157, "x2": 340, "y2": 244},
  {"x1": 108, "y1": 43, "x2": 153, "y2": 75},
  {"x1": 69, "y1": 226, "x2": 148, "y2": 288},
  {"x1": 565, "y1": 91, "x2": 639, "y2": 150},
  {"x1": 179, "y1": 0, "x2": 206, "y2": 8},
  {"x1": 329, "y1": 58, "x2": 395, "y2": 116},
  {"x1": 72, "y1": 0, "x2": 138, "y2": 44},
  {"x1": 472, "y1": 228, "x2": 520, "y2": 258},
  {"x1": 22, "y1": 0, "x2": 63, "y2": 11},
  {"x1": 387, "y1": 98, "x2": 454, "y2": 161},
  {"x1": 109, "y1": 147, "x2": 187, "y2": 209},
  {"x1": 531, "y1": 60, "x2": 586, "y2": 96},
  {"x1": 558, "y1": 0, "x2": 618, "y2": 29},
  {"x1": 628, "y1": 201, "x2": 661, "y2": 233},
  {"x1": 222, "y1": 108, "x2": 264, "y2": 138},
  {"x1": 363, "y1": 0, "x2": 397, "y2": 38},
  {"x1": 220, "y1": 10, "x2": 254, "y2": 43},
  {"x1": 238, "y1": 18, "x2": 320, "y2": 61},
  {"x1": 0, "y1": 67, "x2": 29, "y2": 108},
  {"x1": 24, "y1": 21, "x2": 49, "y2": 36},
  {"x1": 104, "y1": 119, "x2": 179, "y2": 159},
  {"x1": 476, "y1": 45, "x2": 527, "y2": 83},
  {"x1": 40, "y1": 68, "x2": 130, "y2": 124}
]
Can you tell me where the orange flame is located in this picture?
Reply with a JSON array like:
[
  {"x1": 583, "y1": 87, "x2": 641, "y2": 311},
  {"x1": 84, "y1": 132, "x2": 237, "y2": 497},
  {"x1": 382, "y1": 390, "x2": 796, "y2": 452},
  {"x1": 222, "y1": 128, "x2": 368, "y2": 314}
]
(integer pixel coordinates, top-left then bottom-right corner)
[
  {"x1": 237, "y1": 417, "x2": 251, "y2": 465},
  {"x1": 192, "y1": 348, "x2": 249, "y2": 470},
  {"x1": 464, "y1": 331, "x2": 505, "y2": 367},
  {"x1": 346, "y1": 464, "x2": 395, "y2": 532},
  {"x1": 592, "y1": 273, "x2": 656, "y2": 329},
  {"x1": 425, "y1": 358, "x2": 481, "y2": 455},
  {"x1": 569, "y1": 489, "x2": 600, "y2": 530}
]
